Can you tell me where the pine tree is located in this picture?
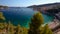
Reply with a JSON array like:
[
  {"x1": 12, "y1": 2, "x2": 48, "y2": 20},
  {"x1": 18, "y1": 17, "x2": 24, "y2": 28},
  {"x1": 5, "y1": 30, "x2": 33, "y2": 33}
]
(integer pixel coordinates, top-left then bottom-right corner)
[
  {"x1": 15, "y1": 24, "x2": 21, "y2": 34},
  {"x1": 48, "y1": 29, "x2": 53, "y2": 34},
  {"x1": 3, "y1": 22, "x2": 7, "y2": 29},
  {"x1": 39, "y1": 26, "x2": 44, "y2": 34},
  {"x1": 10, "y1": 23, "x2": 14, "y2": 34},
  {"x1": 42, "y1": 24, "x2": 50, "y2": 34},
  {"x1": 0, "y1": 12, "x2": 5, "y2": 22},
  {"x1": 28, "y1": 12, "x2": 53, "y2": 34},
  {"x1": 28, "y1": 12, "x2": 44, "y2": 34},
  {"x1": 42, "y1": 24, "x2": 53, "y2": 34},
  {"x1": 22, "y1": 27, "x2": 28, "y2": 34},
  {"x1": 7, "y1": 21, "x2": 14, "y2": 34}
]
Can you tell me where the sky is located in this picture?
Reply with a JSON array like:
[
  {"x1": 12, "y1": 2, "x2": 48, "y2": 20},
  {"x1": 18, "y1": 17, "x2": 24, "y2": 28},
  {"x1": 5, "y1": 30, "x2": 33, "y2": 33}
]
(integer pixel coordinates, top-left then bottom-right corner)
[{"x1": 0, "y1": 0, "x2": 60, "y2": 7}]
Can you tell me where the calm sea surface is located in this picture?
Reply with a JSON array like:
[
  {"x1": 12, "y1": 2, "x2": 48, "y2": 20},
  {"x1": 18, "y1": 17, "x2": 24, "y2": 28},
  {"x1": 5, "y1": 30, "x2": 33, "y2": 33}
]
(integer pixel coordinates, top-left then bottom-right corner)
[{"x1": 0, "y1": 7, "x2": 54, "y2": 28}]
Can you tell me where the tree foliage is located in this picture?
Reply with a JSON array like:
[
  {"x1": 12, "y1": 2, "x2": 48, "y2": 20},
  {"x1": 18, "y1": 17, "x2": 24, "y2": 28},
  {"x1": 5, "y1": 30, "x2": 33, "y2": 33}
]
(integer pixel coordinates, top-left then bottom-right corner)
[
  {"x1": 42, "y1": 24, "x2": 53, "y2": 34},
  {"x1": 28, "y1": 12, "x2": 44, "y2": 34},
  {"x1": 0, "y1": 12, "x2": 5, "y2": 22},
  {"x1": 28, "y1": 12, "x2": 53, "y2": 34}
]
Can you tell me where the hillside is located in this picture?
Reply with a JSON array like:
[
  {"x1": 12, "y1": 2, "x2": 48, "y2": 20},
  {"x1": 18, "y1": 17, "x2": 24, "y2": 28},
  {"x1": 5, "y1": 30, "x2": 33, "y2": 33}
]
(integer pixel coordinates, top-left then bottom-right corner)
[
  {"x1": 27, "y1": 2, "x2": 60, "y2": 8},
  {"x1": 27, "y1": 2, "x2": 60, "y2": 11},
  {"x1": 0, "y1": 5, "x2": 8, "y2": 9},
  {"x1": 27, "y1": 2, "x2": 60, "y2": 20}
]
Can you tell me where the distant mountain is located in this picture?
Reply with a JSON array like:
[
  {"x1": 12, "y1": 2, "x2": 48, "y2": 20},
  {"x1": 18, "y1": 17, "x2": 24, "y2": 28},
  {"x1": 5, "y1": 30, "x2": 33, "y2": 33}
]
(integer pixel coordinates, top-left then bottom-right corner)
[
  {"x1": 27, "y1": 2, "x2": 60, "y2": 20},
  {"x1": 27, "y1": 2, "x2": 60, "y2": 8},
  {"x1": 27, "y1": 3, "x2": 60, "y2": 11},
  {"x1": 0, "y1": 5, "x2": 8, "y2": 9}
]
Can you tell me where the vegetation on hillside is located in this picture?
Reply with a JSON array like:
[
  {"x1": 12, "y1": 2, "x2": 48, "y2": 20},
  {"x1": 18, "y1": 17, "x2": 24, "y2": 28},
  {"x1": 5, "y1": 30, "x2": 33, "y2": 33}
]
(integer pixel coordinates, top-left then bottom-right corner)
[
  {"x1": 0, "y1": 12, "x2": 53, "y2": 34},
  {"x1": 0, "y1": 12, "x2": 28, "y2": 34}
]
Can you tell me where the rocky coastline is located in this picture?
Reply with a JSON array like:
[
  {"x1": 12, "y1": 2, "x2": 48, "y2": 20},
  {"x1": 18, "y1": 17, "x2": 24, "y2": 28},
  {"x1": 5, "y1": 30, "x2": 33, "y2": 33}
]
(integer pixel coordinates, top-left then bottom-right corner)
[
  {"x1": 0, "y1": 5, "x2": 8, "y2": 10},
  {"x1": 27, "y1": 3, "x2": 60, "y2": 20}
]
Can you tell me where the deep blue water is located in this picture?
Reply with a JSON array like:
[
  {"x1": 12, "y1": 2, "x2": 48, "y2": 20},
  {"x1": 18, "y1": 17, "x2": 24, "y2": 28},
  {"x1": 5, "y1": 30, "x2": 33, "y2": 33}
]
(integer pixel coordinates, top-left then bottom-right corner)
[{"x1": 0, "y1": 7, "x2": 54, "y2": 28}]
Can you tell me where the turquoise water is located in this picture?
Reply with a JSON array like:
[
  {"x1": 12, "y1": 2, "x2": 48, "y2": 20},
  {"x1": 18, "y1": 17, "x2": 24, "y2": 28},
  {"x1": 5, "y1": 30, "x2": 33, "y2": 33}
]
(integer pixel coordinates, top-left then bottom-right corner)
[
  {"x1": 0, "y1": 7, "x2": 54, "y2": 28},
  {"x1": 43, "y1": 14, "x2": 54, "y2": 24}
]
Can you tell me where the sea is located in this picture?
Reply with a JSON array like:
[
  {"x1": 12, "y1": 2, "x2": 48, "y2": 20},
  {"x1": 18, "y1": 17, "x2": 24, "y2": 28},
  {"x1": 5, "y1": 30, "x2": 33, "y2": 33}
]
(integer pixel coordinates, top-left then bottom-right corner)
[{"x1": 0, "y1": 7, "x2": 54, "y2": 28}]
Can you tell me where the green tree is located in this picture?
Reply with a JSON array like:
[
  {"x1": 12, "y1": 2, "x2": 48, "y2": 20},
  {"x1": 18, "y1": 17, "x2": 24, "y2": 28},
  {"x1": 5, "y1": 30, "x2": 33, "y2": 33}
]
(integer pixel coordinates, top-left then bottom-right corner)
[
  {"x1": 10, "y1": 24, "x2": 14, "y2": 34},
  {"x1": 28, "y1": 12, "x2": 53, "y2": 34},
  {"x1": 42, "y1": 24, "x2": 53, "y2": 34},
  {"x1": 22, "y1": 27, "x2": 28, "y2": 34},
  {"x1": 15, "y1": 24, "x2": 22, "y2": 34},
  {"x1": 7, "y1": 21, "x2": 14, "y2": 34},
  {"x1": 0, "y1": 12, "x2": 5, "y2": 22},
  {"x1": 28, "y1": 12, "x2": 44, "y2": 34}
]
